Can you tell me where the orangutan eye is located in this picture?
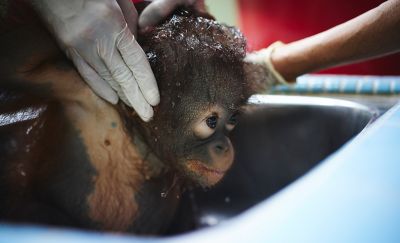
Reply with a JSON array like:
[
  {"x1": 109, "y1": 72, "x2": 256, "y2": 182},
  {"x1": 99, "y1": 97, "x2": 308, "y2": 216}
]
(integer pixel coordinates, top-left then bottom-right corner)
[
  {"x1": 193, "y1": 114, "x2": 218, "y2": 139},
  {"x1": 226, "y1": 113, "x2": 238, "y2": 131},
  {"x1": 228, "y1": 113, "x2": 238, "y2": 125},
  {"x1": 206, "y1": 115, "x2": 218, "y2": 129}
]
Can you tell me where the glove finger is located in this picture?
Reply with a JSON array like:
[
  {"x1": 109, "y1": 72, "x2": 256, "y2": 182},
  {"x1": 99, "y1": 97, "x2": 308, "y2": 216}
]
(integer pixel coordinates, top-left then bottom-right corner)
[
  {"x1": 117, "y1": 26, "x2": 160, "y2": 106},
  {"x1": 81, "y1": 42, "x2": 124, "y2": 98},
  {"x1": 139, "y1": 0, "x2": 195, "y2": 29},
  {"x1": 121, "y1": 84, "x2": 154, "y2": 122},
  {"x1": 116, "y1": 0, "x2": 139, "y2": 38},
  {"x1": 68, "y1": 48, "x2": 118, "y2": 104},
  {"x1": 115, "y1": 86, "x2": 130, "y2": 105},
  {"x1": 101, "y1": 43, "x2": 154, "y2": 122}
]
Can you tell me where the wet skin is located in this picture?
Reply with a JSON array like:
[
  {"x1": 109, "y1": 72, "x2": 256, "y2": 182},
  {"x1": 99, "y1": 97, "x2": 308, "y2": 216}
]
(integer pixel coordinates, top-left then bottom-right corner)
[{"x1": 0, "y1": 3, "x2": 253, "y2": 234}]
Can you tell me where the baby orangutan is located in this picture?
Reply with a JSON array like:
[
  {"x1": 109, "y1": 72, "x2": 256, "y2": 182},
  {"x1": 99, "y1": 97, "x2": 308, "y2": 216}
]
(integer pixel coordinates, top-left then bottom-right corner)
[{"x1": 0, "y1": 2, "x2": 266, "y2": 234}]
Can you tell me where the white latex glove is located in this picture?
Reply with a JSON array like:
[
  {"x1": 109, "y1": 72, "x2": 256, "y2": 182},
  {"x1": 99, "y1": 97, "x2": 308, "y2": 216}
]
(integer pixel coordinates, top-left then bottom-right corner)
[
  {"x1": 138, "y1": 0, "x2": 200, "y2": 29},
  {"x1": 32, "y1": 0, "x2": 160, "y2": 121}
]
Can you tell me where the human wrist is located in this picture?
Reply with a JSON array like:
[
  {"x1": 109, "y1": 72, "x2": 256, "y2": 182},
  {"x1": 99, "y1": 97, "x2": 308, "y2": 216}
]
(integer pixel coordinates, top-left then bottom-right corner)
[
  {"x1": 271, "y1": 38, "x2": 330, "y2": 82},
  {"x1": 269, "y1": 42, "x2": 303, "y2": 83},
  {"x1": 263, "y1": 41, "x2": 290, "y2": 85},
  {"x1": 245, "y1": 41, "x2": 292, "y2": 86}
]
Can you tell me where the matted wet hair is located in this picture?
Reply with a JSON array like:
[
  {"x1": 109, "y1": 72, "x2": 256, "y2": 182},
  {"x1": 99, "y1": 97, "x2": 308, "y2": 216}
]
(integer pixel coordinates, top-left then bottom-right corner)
[
  {"x1": 139, "y1": 8, "x2": 246, "y2": 65},
  {"x1": 136, "y1": 8, "x2": 248, "y2": 125}
]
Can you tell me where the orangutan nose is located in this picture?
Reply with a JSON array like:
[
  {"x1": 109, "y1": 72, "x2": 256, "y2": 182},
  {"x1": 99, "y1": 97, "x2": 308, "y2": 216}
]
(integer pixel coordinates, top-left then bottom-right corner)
[
  {"x1": 213, "y1": 140, "x2": 230, "y2": 155},
  {"x1": 208, "y1": 138, "x2": 234, "y2": 173}
]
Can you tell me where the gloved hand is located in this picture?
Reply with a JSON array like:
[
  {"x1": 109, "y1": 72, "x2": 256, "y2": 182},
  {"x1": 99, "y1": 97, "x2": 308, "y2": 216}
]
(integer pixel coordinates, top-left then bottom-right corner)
[
  {"x1": 32, "y1": 0, "x2": 160, "y2": 122},
  {"x1": 244, "y1": 41, "x2": 290, "y2": 85},
  {"x1": 138, "y1": 0, "x2": 202, "y2": 29}
]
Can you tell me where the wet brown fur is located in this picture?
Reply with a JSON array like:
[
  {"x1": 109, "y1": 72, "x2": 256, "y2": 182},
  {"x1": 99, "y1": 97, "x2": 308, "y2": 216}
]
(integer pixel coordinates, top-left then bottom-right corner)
[
  {"x1": 0, "y1": 1, "x2": 259, "y2": 234},
  {"x1": 0, "y1": 7, "x2": 156, "y2": 229}
]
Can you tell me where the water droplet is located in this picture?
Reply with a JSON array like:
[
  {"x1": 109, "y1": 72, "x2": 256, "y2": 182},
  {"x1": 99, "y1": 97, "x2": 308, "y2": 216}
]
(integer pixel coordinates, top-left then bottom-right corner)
[
  {"x1": 17, "y1": 164, "x2": 26, "y2": 177},
  {"x1": 154, "y1": 138, "x2": 158, "y2": 142},
  {"x1": 161, "y1": 192, "x2": 167, "y2": 198},
  {"x1": 26, "y1": 126, "x2": 33, "y2": 135},
  {"x1": 199, "y1": 215, "x2": 219, "y2": 226},
  {"x1": 25, "y1": 145, "x2": 31, "y2": 153},
  {"x1": 224, "y1": 197, "x2": 231, "y2": 203},
  {"x1": 175, "y1": 82, "x2": 181, "y2": 87},
  {"x1": 146, "y1": 51, "x2": 157, "y2": 60}
]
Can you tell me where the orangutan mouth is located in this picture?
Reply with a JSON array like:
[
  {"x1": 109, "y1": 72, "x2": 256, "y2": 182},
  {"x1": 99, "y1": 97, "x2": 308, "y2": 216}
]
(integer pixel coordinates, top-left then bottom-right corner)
[{"x1": 186, "y1": 160, "x2": 231, "y2": 186}]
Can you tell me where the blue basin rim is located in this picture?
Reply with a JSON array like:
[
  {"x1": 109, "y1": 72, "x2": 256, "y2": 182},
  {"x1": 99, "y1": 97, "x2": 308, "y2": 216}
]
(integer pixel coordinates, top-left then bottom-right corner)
[
  {"x1": 272, "y1": 74, "x2": 400, "y2": 95},
  {"x1": 0, "y1": 99, "x2": 399, "y2": 243}
]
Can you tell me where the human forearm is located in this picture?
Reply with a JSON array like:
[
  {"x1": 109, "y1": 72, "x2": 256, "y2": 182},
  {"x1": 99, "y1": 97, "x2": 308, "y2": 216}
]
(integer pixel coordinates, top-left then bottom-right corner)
[{"x1": 271, "y1": 0, "x2": 400, "y2": 81}]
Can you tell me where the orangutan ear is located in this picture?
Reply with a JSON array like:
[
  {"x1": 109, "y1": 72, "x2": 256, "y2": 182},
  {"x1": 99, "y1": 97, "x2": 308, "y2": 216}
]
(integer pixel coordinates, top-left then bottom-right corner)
[{"x1": 242, "y1": 62, "x2": 276, "y2": 99}]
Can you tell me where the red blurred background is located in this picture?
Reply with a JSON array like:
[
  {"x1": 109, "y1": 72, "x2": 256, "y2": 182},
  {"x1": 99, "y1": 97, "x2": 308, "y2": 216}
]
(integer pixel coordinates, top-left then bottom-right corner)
[{"x1": 238, "y1": 0, "x2": 400, "y2": 75}]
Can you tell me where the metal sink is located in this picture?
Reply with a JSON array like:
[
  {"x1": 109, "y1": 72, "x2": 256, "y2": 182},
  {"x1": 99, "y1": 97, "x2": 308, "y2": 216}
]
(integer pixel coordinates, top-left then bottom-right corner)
[{"x1": 168, "y1": 95, "x2": 378, "y2": 234}]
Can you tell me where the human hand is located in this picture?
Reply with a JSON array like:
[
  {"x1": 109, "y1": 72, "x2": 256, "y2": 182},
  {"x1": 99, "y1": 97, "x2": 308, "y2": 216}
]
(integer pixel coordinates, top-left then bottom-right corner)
[
  {"x1": 244, "y1": 41, "x2": 290, "y2": 85},
  {"x1": 138, "y1": 0, "x2": 203, "y2": 30},
  {"x1": 32, "y1": 0, "x2": 160, "y2": 121}
]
